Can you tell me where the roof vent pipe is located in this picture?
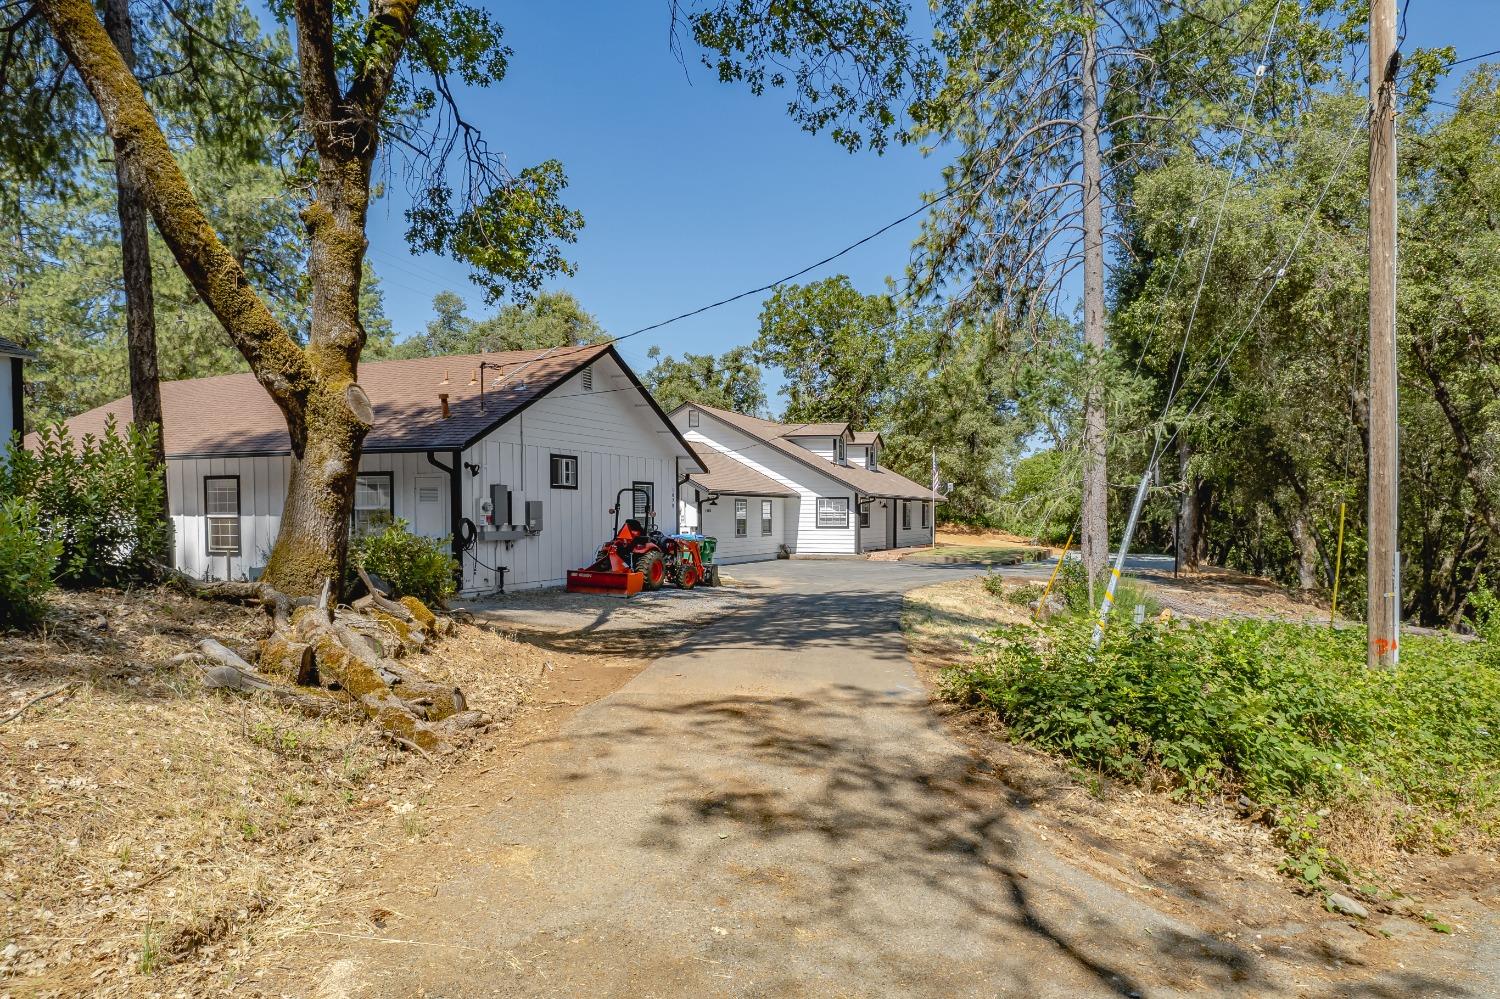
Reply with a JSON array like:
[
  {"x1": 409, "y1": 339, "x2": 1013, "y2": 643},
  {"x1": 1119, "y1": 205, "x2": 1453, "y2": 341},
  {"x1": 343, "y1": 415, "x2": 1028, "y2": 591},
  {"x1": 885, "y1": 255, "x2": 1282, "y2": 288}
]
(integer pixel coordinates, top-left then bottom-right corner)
[{"x1": 439, "y1": 393, "x2": 450, "y2": 419}]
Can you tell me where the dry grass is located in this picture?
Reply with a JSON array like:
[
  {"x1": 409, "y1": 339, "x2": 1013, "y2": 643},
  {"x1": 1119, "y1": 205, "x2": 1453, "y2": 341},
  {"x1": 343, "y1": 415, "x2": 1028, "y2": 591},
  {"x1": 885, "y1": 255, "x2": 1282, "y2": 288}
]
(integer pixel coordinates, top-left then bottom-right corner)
[{"x1": 0, "y1": 587, "x2": 552, "y2": 997}]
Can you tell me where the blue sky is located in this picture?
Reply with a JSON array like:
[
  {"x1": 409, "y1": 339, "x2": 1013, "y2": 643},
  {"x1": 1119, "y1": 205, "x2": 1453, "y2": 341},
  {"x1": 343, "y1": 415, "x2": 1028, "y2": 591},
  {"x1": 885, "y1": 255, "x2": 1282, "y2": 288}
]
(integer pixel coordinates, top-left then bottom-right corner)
[{"x1": 363, "y1": 1, "x2": 1495, "y2": 387}]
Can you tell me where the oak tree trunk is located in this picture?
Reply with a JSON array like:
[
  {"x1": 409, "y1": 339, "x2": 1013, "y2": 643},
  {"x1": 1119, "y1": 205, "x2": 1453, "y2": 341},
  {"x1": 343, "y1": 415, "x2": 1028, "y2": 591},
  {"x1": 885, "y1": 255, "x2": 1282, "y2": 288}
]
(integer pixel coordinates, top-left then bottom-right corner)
[
  {"x1": 38, "y1": 0, "x2": 416, "y2": 595},
  {"x1": 1078, "y1": 8, "x2": 1109, "y2": 601},
  {"x1": 102, "y1": 0, "x2": 170, "y2": 561}
]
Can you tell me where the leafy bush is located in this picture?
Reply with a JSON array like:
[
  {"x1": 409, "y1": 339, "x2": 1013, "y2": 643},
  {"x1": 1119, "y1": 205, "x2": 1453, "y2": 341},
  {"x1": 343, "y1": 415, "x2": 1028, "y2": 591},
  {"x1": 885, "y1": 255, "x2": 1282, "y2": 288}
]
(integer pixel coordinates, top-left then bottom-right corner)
[
  {"x1": 983, "y1": 574, "x2": 1044, "y2": 607},
  {"x1": 2, "y1": 418, "x2": 169, "y2": 588},
  {"x1": 352, "y1": 518, "x2": 458, "y2": 608},
  {"x1": 0, "y1": 498, "x2": 62, "y2": 628},
  {"x1": 942, "y1": 616, "x2": 1500, "y2": 866}
]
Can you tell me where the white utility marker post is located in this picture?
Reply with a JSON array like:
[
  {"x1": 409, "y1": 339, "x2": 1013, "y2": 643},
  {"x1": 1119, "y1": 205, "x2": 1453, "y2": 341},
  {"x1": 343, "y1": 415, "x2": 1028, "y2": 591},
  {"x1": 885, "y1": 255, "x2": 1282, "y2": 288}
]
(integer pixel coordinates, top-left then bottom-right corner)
[
  {"x1": 1367, "y1": 0, "x2": 1400, "y2": 668},
  {"x1": 1091, "y1": 468, "x2": 1152, "y2": 648}
]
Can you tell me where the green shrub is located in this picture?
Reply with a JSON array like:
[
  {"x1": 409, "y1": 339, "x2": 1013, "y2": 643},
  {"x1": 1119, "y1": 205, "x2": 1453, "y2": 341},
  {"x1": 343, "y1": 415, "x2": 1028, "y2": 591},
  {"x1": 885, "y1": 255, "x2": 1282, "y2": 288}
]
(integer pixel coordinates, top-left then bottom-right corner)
[
  {"x1": 352, "y1": 518, "x2": 458, "y2": 608},
  {"x1": 2, "y1": 418, "x2": 169, "y2": 588},
  {"x1": 0, "y1": 498, "x2": 62, "y2": 628},
  {"x1": 942, "y1": 616, "x2": 1500, "y2": 865}
]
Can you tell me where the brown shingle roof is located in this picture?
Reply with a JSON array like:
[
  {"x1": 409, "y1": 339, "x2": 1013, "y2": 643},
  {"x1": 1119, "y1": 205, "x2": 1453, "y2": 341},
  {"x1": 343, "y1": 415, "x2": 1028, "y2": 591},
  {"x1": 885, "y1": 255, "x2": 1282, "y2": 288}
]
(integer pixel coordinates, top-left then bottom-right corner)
[
  {"x1": 0, "y1": 336, "x2": 35, "y2": 359},
  {"x1": 59, "y1": 343, "x2": 629, "y2": 458},
  {"x1": 851, "y1": 430, "x2": 882, "y2": 446},
  {"x1": 686, "y1": 446, "x2": 797, "y2": 497},
  {"x1": 782, "y1": 422, "x2": 850, "y2": 438},
  {"x1": 682, "y1": 403, "x2": 932, "y2": 500}
]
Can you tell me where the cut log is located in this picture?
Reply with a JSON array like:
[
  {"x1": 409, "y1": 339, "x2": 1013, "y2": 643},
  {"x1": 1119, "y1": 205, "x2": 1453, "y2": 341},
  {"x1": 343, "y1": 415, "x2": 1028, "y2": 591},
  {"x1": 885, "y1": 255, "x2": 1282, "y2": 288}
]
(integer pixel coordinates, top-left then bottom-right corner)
[
  {"x1": 198, "y1": 638, "x2": 256, "y2": 674},
  {"x1": 259, "y1": 634, "x2": 316, "y2": 686},
  {"x1": 309, "y1": 632, "x2": 449, "y2": 752}
]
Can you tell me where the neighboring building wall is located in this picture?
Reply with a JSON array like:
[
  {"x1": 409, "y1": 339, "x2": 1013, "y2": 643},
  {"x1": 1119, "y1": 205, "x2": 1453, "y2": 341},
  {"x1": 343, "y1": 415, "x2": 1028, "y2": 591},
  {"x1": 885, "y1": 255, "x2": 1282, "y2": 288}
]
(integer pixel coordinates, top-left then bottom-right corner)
[
  {"x1": 166, "y1": 451, "x2": 445, "y2": 581},
  {"x1": 672, "y1": 413, "x2": 858, "y2": 557},
  {"x1": 459, "y1": 354, "x2": 684, "y2": 591},
  {"x1": 693, "y1": 494, "x2": 784, "y2": 564},
  {"x1": 0, "y1": 358, "x2": 14, "y2": 448}
]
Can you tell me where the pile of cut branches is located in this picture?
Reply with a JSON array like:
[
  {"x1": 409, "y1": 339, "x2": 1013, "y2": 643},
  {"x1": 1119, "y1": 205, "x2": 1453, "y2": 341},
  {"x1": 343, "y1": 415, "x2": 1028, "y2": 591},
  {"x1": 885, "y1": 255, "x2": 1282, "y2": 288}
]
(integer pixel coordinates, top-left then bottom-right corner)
[{"x1": 170, "y1": 568, "x2": 486, "y2": 754}]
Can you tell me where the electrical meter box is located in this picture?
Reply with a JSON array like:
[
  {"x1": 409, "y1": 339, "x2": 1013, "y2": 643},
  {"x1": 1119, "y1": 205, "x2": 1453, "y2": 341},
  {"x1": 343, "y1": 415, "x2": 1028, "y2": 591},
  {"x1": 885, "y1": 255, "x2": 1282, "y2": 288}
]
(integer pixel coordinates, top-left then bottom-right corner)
[
  {"x1": 524, "y1": 500, "x2": 543, "y2": 534},
  {"x1": 491, "y1": 483, "x2": 513, "y2": 527}
]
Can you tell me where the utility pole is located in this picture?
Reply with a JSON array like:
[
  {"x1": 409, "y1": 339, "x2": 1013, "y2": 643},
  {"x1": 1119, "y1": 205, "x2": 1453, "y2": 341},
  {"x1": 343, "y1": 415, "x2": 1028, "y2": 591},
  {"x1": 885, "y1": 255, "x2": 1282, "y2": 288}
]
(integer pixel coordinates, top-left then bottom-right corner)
[
  {"x1": 1078, "y1": 3, "x2": 1109, "y2": 605},
  {"x1": 1367, "y1": 0, "x2": 1400, "y2": 669}
]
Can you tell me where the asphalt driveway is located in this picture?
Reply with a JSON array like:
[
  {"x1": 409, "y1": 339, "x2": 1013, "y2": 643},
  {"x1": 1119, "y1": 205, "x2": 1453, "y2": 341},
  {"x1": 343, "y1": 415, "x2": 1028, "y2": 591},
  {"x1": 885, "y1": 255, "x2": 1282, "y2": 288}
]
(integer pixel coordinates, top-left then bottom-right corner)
[{"x1": 300, "y1": 559, "x2": 1483, "y2": 998}]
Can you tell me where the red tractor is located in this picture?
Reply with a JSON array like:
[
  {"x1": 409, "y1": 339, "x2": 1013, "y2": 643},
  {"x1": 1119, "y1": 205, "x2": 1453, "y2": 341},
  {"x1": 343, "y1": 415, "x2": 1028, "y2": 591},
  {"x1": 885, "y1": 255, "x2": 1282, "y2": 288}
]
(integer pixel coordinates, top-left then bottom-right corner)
[{"x1": 566, "y1": 488, "x2": 706, "y2": 596}]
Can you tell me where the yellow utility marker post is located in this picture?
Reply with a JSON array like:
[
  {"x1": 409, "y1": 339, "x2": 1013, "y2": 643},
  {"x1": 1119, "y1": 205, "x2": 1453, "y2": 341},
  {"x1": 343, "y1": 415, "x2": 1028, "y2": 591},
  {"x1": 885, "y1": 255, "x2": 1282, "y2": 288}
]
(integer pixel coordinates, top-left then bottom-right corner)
[
  {"x1": 1330, "y1": 502, "x2": 1347, "y2": 628},
  {"x1": 1034, "y1": 531, "x2": 1074, "y2": 621}
]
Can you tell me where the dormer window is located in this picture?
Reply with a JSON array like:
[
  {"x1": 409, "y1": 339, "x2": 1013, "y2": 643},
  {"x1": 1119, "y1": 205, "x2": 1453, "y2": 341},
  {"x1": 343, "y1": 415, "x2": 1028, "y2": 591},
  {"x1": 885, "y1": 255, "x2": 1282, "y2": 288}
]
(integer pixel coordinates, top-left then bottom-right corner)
[
  {"x1": 866, "y1": 447, "x2": 877, "y2": 471},
  {"x1": 834, "y1": 438, "x2": 846, "y2": 465}
]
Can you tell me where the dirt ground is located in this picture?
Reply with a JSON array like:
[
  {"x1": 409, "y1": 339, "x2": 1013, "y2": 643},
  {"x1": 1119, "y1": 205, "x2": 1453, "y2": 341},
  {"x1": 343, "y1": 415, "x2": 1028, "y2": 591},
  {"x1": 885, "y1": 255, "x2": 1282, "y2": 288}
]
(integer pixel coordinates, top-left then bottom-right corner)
[
  {"x1": 902, "y1": 575, "x2": 1500, "y2": 990},
  {"x1": 0, "y1": 586, "x2": 685, "y2": 998}
]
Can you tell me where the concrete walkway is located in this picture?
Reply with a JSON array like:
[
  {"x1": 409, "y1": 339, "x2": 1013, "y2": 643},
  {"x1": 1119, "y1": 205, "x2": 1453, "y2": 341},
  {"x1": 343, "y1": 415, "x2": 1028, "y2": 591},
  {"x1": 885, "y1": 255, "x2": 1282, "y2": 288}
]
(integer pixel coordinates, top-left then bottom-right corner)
[{"x1": 305, "y1": 560, "x2": 1481, "y2": 998}]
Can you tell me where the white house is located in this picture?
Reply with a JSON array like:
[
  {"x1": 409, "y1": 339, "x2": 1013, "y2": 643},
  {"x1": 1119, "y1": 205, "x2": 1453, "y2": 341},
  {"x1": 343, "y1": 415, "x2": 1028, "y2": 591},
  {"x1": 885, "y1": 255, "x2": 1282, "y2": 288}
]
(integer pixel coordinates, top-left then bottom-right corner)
[
  {"x1": 672, "y1": 402, "x2": 935, "y2": 562},
  {"x1": 60, "y1": 344, "x2": 703, "y2": 593},
  {"x1": 1, "y1": 335, "x2": 33, "y2": 452}
]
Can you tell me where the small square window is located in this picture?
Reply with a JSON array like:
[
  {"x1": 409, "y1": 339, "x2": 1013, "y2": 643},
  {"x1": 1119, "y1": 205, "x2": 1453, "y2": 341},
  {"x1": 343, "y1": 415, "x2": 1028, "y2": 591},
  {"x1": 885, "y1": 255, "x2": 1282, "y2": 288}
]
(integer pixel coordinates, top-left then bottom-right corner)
[
  {"x1": 761, "y1": 499, "x2": 773, "y2": 536},
  {"x1": 734, "y1": 498, "x2": 748, "y2": 537},
  {"x1": 688, "y1": 409, "x2": 700, "y2": 428},
  {"x1": 550, "y1": 454, "x2": 579, "y2": 489}
]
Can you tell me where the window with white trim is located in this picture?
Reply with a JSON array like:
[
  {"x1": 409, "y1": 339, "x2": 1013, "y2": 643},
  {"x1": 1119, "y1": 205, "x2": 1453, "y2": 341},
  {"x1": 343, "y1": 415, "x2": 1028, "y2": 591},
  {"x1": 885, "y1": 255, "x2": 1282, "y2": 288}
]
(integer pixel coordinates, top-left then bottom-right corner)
[
  {"x1": 550, "y1": 453, "x2": 578, "y2": 489},
  {"x1": 760, "y1": 499, "x2": 773, "y2": 536},
  {"x1": 204, "y1": 476, "x2": 241, "y2": 556},
  {"x1": 816, "y1": 497, "x2": 849, "y2": 529},
  {"x1": 902, "y1": 501, "x2": 911, "y2": 530},
  {"x1": 632, "y1": 481, "x2": 654, "y2": 522},
  {"x1": 866, "y1": 447, "x2": 877, "y2": 471},
  {"x1": 921, "y1": 501, "x2": 929, "y2": 528},
  {"x1": 859, "y1": 503, "x2": 870, "y2": 529},
  {"x1": 352, "y1": 472, "x2": 394, "y2": 536},
  {"x1": 734, "y1": 498, "x2": 748, "y2": 537},
  {"x1": 834, "y1": 438, "x2": 846, "y2": 465}
]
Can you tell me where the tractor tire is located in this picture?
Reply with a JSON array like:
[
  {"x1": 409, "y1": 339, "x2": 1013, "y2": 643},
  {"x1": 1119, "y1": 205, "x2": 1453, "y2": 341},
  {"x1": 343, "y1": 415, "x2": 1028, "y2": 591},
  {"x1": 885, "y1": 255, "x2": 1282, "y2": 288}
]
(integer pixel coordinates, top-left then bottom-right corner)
[
  {"x1": 638, "y1": 551, "x2": 666, "y2": 591},
  {"x1": 678, "y1": 564, "x2": 700, "y2": 589},
  {"x1": 704, "y1": 565, "x2": 721, "y2": 587}
]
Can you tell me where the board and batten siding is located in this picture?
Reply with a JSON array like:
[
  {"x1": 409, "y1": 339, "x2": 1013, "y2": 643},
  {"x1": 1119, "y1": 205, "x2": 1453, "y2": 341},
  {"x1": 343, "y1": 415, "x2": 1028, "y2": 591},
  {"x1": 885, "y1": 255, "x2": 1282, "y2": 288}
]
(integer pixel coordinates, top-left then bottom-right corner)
[
  {"x1": 166, "y1": 451, "x2": 447, "y2": 581},
  {"x1": 673, "y1": 412, "x2": 859, "y2": 557},
  {"x1": 457, "y1": 353, "x2": 685, "y2": 591}
]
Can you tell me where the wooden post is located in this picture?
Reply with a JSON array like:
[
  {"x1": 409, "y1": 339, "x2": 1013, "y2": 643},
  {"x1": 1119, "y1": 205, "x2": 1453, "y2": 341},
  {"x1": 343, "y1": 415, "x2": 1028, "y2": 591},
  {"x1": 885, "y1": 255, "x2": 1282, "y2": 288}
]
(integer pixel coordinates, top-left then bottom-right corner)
[{"x1": 1368, "y1": 0, "x2": 1400, "y2": 668}]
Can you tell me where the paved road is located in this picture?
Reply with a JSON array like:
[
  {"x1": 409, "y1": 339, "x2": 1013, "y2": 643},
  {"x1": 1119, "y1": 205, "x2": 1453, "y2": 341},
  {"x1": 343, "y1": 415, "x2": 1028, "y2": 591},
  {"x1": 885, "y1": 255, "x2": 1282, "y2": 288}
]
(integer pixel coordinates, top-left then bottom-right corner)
[{"x1": 310, "y1": 559, "x2": 1477, "y2": 998}]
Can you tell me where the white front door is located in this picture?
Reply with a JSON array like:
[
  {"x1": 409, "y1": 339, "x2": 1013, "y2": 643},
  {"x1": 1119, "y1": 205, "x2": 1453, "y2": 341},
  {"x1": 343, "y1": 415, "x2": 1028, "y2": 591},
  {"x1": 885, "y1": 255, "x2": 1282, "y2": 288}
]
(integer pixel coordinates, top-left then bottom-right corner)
[{"x1": 414, "y1": 474, "x2": 447, "y2": 539}]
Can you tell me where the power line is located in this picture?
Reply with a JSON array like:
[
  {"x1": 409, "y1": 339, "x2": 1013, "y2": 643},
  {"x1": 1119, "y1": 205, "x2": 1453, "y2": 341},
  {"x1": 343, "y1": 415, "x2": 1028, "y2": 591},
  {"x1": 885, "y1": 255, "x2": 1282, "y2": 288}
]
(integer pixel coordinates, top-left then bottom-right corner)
[{"x1": 599, "y1": 178, "x2": 984, "y2": 348}]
